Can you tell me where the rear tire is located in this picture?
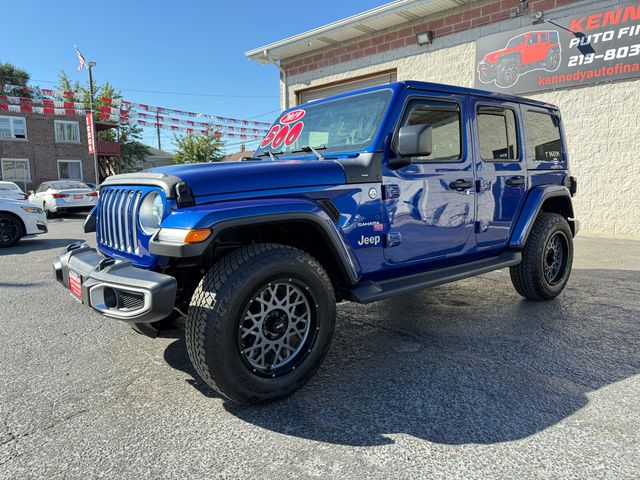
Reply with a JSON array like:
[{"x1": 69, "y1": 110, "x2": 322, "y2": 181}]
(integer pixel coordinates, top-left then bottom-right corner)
[
  {"x1": 185, "y1": 243, "x2": 336, "y2": 404},
  {"x1": 0, "y1": 213, "x2": 24, "y2": 248},
  {"x1": 510, "y1": 212, "x2": 573, "y2": 300}
]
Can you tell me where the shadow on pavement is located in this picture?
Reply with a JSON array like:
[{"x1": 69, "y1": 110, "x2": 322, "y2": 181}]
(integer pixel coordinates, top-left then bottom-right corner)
[
  {"x1": 163, "y1": 268, "x2": 640, "y2": 446},
  {"x1": 0, "y1": 238, "x2": 85, "y2": 255}
]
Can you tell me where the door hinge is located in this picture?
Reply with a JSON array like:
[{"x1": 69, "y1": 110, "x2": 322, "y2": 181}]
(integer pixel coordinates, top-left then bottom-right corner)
[
  {"x1": 383, "y1": 184, "x2": 400, "y2": 200},
  {"x1": 386, "y1": 232, "x2": 402, "y2": 247}
]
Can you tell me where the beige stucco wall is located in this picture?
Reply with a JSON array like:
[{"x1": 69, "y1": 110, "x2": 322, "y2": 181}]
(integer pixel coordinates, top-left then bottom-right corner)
[{"x1": 284, "y1": 37, "x2": 640, "y2": 238}]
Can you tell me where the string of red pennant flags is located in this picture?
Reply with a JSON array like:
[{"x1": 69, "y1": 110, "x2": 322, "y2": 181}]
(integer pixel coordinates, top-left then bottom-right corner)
[
  {"x1": 134, "y1": 119, "x2": 263, "y2": 140},
  {"x1": 103, "y1": 98, "x2": 271, "y2": 128},
  {"x1": 1, "y1": 83, "x2": 85, "y2": 101},
  {"x1": 0, "y1": 83, "x2": 273, "y2": 140},
  {"x1": 98, "y1": 106, "x2": 267, "y2": 135}
]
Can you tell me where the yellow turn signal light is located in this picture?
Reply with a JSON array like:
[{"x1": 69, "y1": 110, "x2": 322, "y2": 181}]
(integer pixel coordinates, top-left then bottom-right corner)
[
  {"x1": 156, "y1": 227, "x2": 212, "y2": 244},
  {"x1": 184, "y1": 228, "x2": 212, "y2": 244}
]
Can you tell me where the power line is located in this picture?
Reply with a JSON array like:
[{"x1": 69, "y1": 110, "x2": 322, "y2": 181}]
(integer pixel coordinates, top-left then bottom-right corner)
[{"x1": 30, "y1": 78, "x2": 278, "y2": 98}]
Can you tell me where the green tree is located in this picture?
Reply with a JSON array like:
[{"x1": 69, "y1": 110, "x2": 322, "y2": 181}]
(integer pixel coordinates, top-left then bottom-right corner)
[
  {"x1": 173, "y1": 130, "x2": 226, "y2": 164},
  {"x1": 0, "y1": 62, "x2": 33, "y2": 97},
  {"x1": 56, "y1": 70, "x2": 149, "y2": 173}
]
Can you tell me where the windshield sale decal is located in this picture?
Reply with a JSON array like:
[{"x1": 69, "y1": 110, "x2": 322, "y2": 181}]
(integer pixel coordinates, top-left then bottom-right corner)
[
  {"x1": 475, "y1": 1, "x2": 640, "y2": 94},
  {"x1": 260, "y1": 109, "x2": 306, "y2": 149}
]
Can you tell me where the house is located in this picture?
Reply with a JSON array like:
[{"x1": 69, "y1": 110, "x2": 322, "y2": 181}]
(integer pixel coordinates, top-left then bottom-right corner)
[
  {"x1": 0, "y1": 111, "x2": 119, "y2": 191},
  {"x1": 141, "y1": 146, "x2": 174, "y2": 169},
  {"x1": 247, "y1": 0, "x2": 640, "y2": 238}
]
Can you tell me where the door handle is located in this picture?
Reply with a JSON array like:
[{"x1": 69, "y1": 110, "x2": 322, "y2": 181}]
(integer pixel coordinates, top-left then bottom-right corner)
[
  {"x1": 449, "y1": 179, "x2": 474, "y2": 191},
  {"x1": 506, "y1": 176, "x2": 526, "y2": 187}
]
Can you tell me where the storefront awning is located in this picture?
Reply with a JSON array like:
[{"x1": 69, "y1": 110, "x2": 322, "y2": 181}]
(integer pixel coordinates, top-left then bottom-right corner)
[{"x1": 246, "y1": 0, "x2": 473, "y2": 63}]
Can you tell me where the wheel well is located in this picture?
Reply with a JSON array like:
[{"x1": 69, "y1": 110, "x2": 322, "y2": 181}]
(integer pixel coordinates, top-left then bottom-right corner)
[
  {"x1": 541, "y1": 196, "x2": 575, "y2": 235},
  {"x1": 211, "y1": 220, "x2": 352, "y2": 298},
  {"x1": 0, "y1": 210, "x2": 26, "y2": 235}
]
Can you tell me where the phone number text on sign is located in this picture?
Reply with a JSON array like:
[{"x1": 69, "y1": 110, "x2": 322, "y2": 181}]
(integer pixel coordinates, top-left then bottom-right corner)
[{"x1": 260, "y1": 109, "x2": 306, "y2": 149}]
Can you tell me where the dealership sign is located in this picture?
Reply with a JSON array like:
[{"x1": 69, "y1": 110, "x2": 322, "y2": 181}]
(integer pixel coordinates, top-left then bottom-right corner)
[{"x1": 475, "y1": 1, "x2": 640, "y2": 94}]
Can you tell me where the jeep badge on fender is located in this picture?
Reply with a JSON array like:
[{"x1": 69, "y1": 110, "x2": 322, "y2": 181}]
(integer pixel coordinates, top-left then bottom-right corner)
[{"x1": 53, "y1": 81, "x2": 578, "y2": 405}]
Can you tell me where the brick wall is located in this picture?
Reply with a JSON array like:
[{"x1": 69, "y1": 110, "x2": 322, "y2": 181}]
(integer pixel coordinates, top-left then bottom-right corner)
[
  {"x1": 283, "y1": 0, "x2": 582, "y2": 77},
  {"x1": 0, "y1": 112, "x2": 95, "y2": 190}
]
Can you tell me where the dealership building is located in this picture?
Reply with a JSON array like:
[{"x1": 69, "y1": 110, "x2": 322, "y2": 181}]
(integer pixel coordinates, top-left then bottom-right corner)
[{"x1": 248, "y1": 0, "x2": 640, "y2": 238}]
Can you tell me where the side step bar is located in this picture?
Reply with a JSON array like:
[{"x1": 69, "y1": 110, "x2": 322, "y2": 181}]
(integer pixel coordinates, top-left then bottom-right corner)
[{"x1": 349, "y1": 251, "x2": 521, "y2": 304}]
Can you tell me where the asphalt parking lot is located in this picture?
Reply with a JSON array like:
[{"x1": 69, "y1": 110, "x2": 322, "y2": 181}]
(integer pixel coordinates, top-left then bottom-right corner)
[{"x1": 1, "y1": 215, "x2": 639, "y2": 479}]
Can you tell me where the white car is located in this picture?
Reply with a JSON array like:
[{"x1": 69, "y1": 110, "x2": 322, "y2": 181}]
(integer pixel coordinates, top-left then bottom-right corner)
[
  {"x1": 0, "y1": 181, "x2": 29, "y2": 201},
  {"x1": 0, "y1": 198, "x2": 48, "y2": 247},
  {"x1": 29, "y1": 180, "x2": 98, "y2": 217}
]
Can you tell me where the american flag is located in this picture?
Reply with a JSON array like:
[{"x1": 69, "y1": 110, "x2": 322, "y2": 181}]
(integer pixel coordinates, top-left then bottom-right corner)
[{"x1": 74, "y1": 45, "x2": 86, "y2": 71}]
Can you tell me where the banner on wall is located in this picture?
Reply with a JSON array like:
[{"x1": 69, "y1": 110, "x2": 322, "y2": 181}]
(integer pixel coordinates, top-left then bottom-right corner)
[
  {"x1": 474, "y1": 1, "x2": 640, "y2": 94},
  {"x1": 86, "y1": 113, "x2": 95, "y2": 154}
]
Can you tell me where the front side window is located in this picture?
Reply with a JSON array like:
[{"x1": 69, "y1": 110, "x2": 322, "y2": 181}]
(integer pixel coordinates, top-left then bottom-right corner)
[
  {"x1": 400, "y1": 99, "x2": 462, "y2": 162},
  {"x1": 57, "y1": 160, "x2": 83, "y2": 180},
  {"x1": 525, "y1": 111, "x2": 563, "y2": 162},
  {"x1": 55, "y1": 121, "x2": 80, "y2": 143},
  {"x1": 529, "y1": 34, "x2": 539, "y2": 45},
  {"x1": 255, "y1": 89, "x2": 392, "y2": 157},
  {"x1": 477, "y1": 107, "x2": 519, "y2": 161},
  {"x1": 0, "y1": 116, "x2": 27, "y2": 140}
]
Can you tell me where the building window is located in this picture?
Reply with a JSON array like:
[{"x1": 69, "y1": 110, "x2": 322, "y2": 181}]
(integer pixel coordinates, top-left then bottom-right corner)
[
  {"x1": 57, "y1": 160, "x2": 83, "y2": 180},
  {"x1": 400, "y1": 99, "x2": 462, "y2": 162},
  {"x1": 525, "y1": 111, "x2": 563, "y2": 162},
  {"x1": 54, "y1": 120, "x2": 80, "y2": 143},
  {"x1": 0, "y1": 116, "x2": 27, "y2": 140},
  {"x1": 1, "y1": 158, "x2": 31, "y2": 191},
  {"x1": 477, "y1": 106, "x2": 519, "y2": 161}
]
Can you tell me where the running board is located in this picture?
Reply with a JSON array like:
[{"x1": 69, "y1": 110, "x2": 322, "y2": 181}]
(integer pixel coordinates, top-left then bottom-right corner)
[{"x1": 349, "y1": 251, "x2": 521, "y2": 304}]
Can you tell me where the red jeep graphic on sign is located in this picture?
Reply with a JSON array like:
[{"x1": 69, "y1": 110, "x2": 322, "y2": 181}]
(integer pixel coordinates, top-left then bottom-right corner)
[{"x1": 478, "y1": 30, "x2": 562, "y2": 88}]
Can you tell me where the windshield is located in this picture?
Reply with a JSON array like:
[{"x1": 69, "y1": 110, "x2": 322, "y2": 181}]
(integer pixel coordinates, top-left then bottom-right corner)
[
  {"x1": 507, "y1": 35, "x2": 525, "y2": 48},
  {"x1": 0, "y1": 183, "x2": 19, "y2": 191},
  {"x1": 255, "y1": 89, "x2": 392, "y2": 157},
  {"x1": 50, "y1": 181, "x2": 89, "y2": 190}
]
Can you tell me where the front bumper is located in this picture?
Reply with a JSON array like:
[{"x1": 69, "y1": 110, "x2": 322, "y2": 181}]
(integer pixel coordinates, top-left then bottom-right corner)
[{"x1": 53, "y1": 242, "x2": 177, "y2": 323}]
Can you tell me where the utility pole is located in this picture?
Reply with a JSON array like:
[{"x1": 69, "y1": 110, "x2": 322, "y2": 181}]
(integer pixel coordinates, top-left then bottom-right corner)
[
  {"x1": 155, "y1": 110, "x2": 161, "y2": 150},
  {"x1": 87, "y1": 61, "x2": 99, "y2": 185}
]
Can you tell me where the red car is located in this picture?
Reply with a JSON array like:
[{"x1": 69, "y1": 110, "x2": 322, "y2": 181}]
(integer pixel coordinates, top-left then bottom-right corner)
[{"x1": 478, "y1": 30, "x2": 561, "y2": 88}]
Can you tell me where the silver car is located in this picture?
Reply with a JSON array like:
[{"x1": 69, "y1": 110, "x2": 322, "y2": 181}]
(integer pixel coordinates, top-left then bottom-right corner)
[
  {"x1": 29, "y1": 180, "x2": 98, "y2": 217},
  {"x1": 0, "y1": 181, "x2": 29, "y2": 201}
]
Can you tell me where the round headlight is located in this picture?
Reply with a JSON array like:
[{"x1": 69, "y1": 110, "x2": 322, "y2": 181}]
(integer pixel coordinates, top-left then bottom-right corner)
[{"x1": 139, "y1": 192, "x2": 164, "y2": 234}]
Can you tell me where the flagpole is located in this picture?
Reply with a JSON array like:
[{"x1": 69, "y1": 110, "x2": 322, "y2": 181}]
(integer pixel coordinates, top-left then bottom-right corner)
[{"x1": 87, "y1": 61, "x2": 99, "y2": 186}]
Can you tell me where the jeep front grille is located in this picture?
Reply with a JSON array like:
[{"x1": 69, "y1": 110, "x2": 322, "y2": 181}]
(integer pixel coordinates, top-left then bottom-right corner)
[{"x1": 97, "y1": 188, "x2": 143, "y2": 255}]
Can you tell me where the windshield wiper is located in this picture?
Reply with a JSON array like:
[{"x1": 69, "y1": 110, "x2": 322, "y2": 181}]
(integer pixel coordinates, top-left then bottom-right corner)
[
  {"x1": 256, "y1": 150, "x2": 283, "y2": 160},
  {"x1": 291, "y1": 145, "x2": 327, "y2": 160}
]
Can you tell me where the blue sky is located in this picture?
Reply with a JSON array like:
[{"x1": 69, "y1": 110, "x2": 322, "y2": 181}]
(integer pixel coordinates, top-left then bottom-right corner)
[{"x1": 3, "y1": 0, "x2": 388, "y2": 152}]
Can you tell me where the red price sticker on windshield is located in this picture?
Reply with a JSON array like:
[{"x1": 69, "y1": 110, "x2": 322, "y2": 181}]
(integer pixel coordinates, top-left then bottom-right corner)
[{"x1": 261, "y1": 109, "x2": 306, "y2": 149}]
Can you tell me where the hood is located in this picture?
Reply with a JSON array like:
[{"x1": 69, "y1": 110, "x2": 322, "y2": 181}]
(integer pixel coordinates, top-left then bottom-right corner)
[{"x1": 147, "y1": 159, "x2": 347, "y2": 197}]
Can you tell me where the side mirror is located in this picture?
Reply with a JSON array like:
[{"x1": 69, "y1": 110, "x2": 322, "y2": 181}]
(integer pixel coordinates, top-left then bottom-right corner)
[
  {"x1": 28, "y1": 190, "x2": 35, "y2": 196},
  {"x1": 390, "y1": 124, "x2": 433, "y2": 170}
]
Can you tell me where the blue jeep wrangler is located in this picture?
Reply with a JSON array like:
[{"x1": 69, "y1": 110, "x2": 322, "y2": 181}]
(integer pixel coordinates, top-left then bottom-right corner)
[{"x1": 54, "y1": 81, "x2": 578, "y2": 404}]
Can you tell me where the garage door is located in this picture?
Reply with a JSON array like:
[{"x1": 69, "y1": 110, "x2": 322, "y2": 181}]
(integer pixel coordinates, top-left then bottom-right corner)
[{"x1": 297, "y1": 70, "x2": 397, "y2": 104}]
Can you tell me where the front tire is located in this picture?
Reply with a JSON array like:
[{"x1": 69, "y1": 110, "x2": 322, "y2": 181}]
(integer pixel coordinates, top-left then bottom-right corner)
[
  {"x1": 510, "y1": 212, "x2": 573, "y2": 300},
  {"x1": 496, "y1": 58, "x2": 520, "y2": 88},
  {"x1": 0, "y1": 213, "x2": 24, "y2": 248},
  {"x1": 186, "y1": 243, "x2": 336, "y2": 404}
]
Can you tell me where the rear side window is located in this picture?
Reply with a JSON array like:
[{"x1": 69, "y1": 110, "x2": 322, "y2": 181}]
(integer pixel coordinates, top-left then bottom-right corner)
[
  {"x1": 400, "y1": 99, "x2": 461, "y2": 162},
  {"x1": 477, "y1": 106, "x2": 519, "y2": 161},
  {"x1": 525, "y1": 111, "x2": 563, "y2": 162}
]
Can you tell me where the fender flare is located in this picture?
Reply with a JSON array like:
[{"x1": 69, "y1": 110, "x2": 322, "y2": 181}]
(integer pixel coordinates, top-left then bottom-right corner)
[
  {"x1": 149, "y1": 199, "x2": 361, "y2": 285},
  {"x1": 509, "y1": 185, "x2": 574, "y2": 250}
]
